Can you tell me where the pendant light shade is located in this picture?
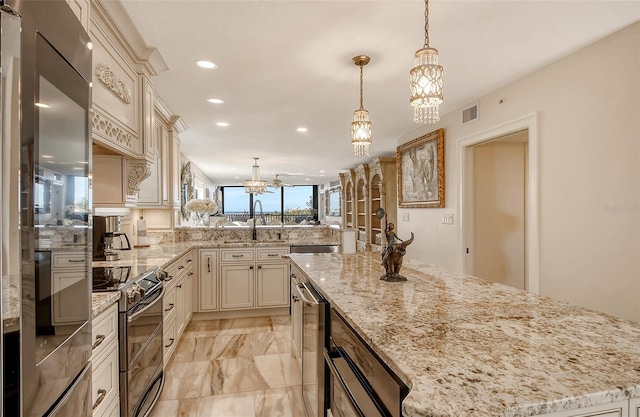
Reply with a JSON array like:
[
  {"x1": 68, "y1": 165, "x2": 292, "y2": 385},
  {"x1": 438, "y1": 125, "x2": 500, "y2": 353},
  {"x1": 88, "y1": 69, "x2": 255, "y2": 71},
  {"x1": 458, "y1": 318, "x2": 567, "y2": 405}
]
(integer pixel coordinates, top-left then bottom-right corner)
[
  {"x1": 351, "y1": 55, "x2": 372, "y2": 156},
  {"x1": 410, "y1": 0, "x2": 444, "y2": 124},
  {"x1": 244, "y1": 157, "x2": 268, "y2": 194}
]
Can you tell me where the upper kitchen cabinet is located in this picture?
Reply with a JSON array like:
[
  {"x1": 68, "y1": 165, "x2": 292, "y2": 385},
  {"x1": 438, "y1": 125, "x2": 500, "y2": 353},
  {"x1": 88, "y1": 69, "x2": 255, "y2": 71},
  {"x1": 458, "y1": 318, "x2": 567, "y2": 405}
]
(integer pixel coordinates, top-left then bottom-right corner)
[
  {"x1": 136, "y1": 97, "x2": 187, "y2": 209},
  {"x1": 89, "y1": 0, "x2": 167, "y2": 160},
  {"x1": 65, "y1": 0, "x2": 90, "y2": 31}
]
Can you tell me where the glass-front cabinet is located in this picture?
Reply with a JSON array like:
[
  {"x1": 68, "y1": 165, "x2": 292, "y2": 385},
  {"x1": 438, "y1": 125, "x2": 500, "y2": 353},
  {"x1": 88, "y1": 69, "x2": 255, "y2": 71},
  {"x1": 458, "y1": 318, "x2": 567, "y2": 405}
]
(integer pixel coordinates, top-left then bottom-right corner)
[
  {"x1": 367, "y1": 157, "x2": 397, "y2": 251},
  {"x1": 354, "y1": 164, "x2": 369, "y2": 252}
]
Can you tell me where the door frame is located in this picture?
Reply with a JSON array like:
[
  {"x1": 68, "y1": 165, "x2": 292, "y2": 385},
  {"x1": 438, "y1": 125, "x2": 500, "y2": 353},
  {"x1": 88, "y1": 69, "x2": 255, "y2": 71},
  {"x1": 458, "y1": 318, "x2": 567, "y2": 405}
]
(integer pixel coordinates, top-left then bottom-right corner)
[{"x1": 456, "y1": 113, "x2": 540, "y2": 294}]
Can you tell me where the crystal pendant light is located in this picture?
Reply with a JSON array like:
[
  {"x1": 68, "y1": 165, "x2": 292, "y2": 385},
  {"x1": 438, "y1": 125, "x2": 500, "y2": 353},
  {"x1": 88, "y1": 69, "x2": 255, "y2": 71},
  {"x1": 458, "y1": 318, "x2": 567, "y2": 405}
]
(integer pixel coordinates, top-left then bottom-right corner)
[
  {"x1": 351, "y1": 55, "x2": 372, "y2": 156},
  {"x1": 244, "y1": 157, "x2": 268, "y2": 194},
  {"x1": 409, "y1": 0, "x2": 444, "y2": 124}
]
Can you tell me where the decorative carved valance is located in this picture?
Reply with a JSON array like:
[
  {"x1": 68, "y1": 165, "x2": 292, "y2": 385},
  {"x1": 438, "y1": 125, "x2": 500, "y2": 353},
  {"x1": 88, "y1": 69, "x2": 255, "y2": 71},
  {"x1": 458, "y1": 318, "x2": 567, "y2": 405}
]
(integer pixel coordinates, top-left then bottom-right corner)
[
  {"x1": 95, "y1": 64, "x2": 132, "y2": 104},
  {"x1": 127, "y1": 162, "x2": 151, "y2": 195},
  {"x1": 91, "y1": 111, "x2": 134, "y2": 149}
]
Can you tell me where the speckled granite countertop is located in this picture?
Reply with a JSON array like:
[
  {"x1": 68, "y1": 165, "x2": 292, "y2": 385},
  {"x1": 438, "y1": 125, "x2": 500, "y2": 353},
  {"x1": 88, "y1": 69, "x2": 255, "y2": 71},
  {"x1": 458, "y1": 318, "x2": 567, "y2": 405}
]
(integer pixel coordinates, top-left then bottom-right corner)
[
  {"x1": 289, "y1": 252, "x2": 640, "y2": 417},
  {"x1": 2, "y1": 274, "x2": 20, "y2": 329},
  {"x1": 92, "y1": 291, "x2": 120, "y2": 318}
]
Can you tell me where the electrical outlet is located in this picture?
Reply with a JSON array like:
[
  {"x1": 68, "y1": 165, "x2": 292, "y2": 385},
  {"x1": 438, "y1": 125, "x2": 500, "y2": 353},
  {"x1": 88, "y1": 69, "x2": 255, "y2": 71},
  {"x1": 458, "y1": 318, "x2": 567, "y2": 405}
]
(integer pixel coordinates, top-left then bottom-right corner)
[
  {"x1": 401, "y1": 212, "x2": 410, "y2": 221},
  {"x1": 442, "y1": 213, "x2": 454, "y2": 225}
]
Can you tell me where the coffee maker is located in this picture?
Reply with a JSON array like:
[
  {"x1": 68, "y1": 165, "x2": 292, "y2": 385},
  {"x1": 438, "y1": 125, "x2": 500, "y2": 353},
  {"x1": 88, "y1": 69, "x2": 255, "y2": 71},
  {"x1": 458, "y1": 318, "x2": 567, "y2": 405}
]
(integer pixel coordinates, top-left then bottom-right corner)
[{"x1": 93, "y1": 215, "x2": 132, "y2": 261}]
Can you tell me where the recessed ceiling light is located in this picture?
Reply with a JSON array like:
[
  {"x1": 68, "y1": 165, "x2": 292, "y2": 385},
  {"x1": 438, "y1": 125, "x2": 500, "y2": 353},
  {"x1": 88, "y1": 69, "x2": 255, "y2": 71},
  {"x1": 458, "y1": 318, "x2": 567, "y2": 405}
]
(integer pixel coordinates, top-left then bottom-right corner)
[
  {"x1": 296, "y1": 127, "x2": 308, "y2": 132},
  {"x1": 196, "y1": 60, "x2": 217, "y2": 69},
  {"x1": 216, "y1": 122, "x2": 229, "y2": 127},
  {"x1": 42, "y1": 155, "x2": 53, "y2": 159},
  {"x1": 207, "y1": 98, "x2": 224, "y2": 104},
  {"x1": 319, "y1": 170, "x2": 325, "y2": 173}
]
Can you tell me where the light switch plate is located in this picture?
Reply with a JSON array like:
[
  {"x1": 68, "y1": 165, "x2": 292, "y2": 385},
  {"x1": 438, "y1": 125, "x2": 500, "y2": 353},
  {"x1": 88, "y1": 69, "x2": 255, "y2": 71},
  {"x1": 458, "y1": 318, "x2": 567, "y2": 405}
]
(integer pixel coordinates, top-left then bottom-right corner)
[
  {"x1": 442, "y1": 213, "x2": 454, "y2": 225},
  {"x1": 401, "y1": 212, "x2": 410, "y2": 221}
]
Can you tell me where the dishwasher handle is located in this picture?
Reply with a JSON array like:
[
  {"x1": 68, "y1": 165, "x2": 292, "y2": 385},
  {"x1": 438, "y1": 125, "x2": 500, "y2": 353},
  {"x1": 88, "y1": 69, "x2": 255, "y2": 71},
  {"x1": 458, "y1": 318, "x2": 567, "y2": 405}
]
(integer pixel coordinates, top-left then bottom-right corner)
[{"x1": 297, "y1": 282, "x2": 321, "y2": 307}]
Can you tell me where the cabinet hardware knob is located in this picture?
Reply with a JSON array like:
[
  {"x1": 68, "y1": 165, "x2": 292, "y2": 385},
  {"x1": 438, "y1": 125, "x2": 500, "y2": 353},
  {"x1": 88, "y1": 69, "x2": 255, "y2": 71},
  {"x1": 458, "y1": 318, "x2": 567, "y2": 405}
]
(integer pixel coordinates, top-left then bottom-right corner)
[
  {"x1": 208, "y1": 258, "x2": 211, "y2": 273},
  {"x1": 249, "y1": 265, "x2": 253, "y2": 270},
  {"x1": 165, "y1": 338, "x2": 175, "y2": 348},
  {"x1": 164, "y1": 303, "x2": 174, "y2": 312},
  {"x1": 92, "y1": 389, "x2": 107, "y2": 410},
  {"x1": 232, "y1": 254, "x2": 244, "y2": 258},
  {"x1": 177, "y1": 284, "x2": 182, "y2": 289},
  {"x1": 187, "y1": 259, "x2": 192, "y2": 263},
  {"x1": 258, "y1": 265, "x2": 262, "y2": 269},
  {"x1": 178, "y1": 266, "x2": 185, "y2": 270}
]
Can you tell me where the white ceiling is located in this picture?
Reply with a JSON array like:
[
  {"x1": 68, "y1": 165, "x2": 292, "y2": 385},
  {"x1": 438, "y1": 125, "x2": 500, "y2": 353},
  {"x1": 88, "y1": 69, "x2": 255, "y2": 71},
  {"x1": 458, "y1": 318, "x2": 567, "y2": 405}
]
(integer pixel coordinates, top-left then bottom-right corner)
[{"x1": 120, "y1": 0, "x2": 640, "y2": 187}]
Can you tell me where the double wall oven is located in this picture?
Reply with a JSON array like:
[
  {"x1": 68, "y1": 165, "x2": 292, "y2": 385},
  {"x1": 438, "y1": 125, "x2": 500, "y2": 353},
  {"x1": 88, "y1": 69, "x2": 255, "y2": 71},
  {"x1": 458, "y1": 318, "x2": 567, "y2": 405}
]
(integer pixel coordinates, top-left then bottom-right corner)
[{"x1": 93, "y1": 266, "x2": 165, "y2": 417}]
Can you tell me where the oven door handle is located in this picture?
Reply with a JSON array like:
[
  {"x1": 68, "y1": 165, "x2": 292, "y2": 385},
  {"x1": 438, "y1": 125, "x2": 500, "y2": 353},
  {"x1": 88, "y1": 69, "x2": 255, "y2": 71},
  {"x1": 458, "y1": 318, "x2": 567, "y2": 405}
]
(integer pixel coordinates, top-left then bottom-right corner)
[
  {"x1": 323, "y1": 348, "x2": 386, "y2": 417},
  {"x1": 127, "y1": 287, "x2": 163, "y2": 323}
]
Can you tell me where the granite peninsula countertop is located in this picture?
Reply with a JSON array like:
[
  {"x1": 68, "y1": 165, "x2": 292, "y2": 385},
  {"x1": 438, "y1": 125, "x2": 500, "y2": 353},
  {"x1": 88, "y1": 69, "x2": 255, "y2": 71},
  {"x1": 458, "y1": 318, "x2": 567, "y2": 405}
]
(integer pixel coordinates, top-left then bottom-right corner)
[{"x1": 289, "y1": 252, "x2": 640, "y2": 417}]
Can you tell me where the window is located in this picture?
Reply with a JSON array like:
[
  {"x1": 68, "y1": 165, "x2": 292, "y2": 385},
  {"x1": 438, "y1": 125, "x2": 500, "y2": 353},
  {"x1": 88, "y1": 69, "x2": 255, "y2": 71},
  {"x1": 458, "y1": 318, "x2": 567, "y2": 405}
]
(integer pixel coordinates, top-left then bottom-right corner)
[{"x1": 220, "y1": 185, "x2": 318, "y2": 224}]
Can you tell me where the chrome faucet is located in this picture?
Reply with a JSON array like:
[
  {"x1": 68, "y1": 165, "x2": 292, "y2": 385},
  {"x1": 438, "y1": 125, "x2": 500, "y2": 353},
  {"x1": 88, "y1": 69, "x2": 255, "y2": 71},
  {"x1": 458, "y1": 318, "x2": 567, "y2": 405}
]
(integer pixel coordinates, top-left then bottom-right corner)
[{"x1": 252, "y1": 199, "x2": 266, "y2": 241}]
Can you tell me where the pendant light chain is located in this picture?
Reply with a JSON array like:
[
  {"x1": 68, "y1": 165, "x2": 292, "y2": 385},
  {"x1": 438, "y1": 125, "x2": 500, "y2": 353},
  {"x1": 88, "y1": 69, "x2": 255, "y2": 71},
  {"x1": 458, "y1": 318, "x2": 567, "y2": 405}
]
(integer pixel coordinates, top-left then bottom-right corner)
[{"x1": 423, "y1": 0, "x2": 429, "y2": 48}]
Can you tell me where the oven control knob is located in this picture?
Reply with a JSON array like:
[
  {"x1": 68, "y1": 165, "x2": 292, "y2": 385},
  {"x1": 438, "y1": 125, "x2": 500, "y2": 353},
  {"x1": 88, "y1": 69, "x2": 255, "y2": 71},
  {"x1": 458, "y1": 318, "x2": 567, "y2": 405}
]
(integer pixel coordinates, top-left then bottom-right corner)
[{"x1": 127, "y1": 284, "x2": 141, "y2": 302}]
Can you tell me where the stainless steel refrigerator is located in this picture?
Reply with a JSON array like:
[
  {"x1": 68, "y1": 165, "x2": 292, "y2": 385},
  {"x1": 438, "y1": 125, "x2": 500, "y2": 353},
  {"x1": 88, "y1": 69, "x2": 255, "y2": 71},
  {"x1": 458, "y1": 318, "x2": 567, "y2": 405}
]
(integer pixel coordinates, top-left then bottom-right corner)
[{"x1": 1, "y1": 1, "x2": 93, "y2": 416}]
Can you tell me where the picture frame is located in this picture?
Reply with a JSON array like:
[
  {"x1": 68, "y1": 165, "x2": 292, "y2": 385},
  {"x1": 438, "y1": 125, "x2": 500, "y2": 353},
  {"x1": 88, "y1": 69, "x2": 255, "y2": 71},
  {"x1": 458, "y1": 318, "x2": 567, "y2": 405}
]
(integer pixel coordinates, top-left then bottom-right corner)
[{"x1": 397, "y1": 128, "x2": 444, "y2": 208}]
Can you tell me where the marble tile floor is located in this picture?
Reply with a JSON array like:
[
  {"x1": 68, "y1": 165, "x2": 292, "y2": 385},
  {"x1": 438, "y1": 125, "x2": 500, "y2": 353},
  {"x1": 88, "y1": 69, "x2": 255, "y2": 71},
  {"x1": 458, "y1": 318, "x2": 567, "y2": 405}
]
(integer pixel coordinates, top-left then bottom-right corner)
[{"x1": 150, "y1": 315, "x2": 304, "y2": 417}]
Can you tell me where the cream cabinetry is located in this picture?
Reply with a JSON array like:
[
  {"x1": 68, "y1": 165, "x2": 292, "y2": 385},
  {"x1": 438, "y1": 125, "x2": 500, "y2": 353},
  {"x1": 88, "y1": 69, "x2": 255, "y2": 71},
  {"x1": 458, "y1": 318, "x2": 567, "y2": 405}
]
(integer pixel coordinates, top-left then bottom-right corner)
[
  {"x1": 66, "y1": 0, "x2": 89, "y2": 31},
  {"x1": 532, "y1": 401, "x2": 629, "y2": 417},
  {"x1": 51, "y1": 251, "x2": 89, "y2": 324},
  {"x1": 201, "y1": 247, "x2": 290, "y2": 313},
  {"x1": 630, "y1": 398, "x2": 640, "y2": 416},
  {"x1": 367, "y1": 157, "x2": 397, "y2": 250},
  {"x1": 171, "y1": 132, "x2": 182, "y2": 209},
  {"x1": 135, "y1": 111, "x2": 170, "y2": 207},
  {"x1": 91, "y1": 303, "x2": 119, "y2": 417},
  {"x1": 93, "y1": 155, "x2": 137, "y2": 207},
  {"x1": 198, "y1": 249, "x2": 219, "y2": 311},
  {"x1": 162, "y1": 250, "x2": 193, "y2": 365}
]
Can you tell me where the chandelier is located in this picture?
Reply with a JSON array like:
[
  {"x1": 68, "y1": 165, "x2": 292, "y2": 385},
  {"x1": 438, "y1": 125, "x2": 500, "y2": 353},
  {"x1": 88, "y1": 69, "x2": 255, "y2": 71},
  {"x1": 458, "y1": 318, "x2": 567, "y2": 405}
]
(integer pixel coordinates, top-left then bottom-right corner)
[
  {"x1": 351, "y1": 55, "x2": 372, "y2": 156},
  {"x1": 409, "y1": 0, "x2": 444, "y2": 124},
  {"x1": 244, "y1": 157, "x2": 268, "y2": 194}
]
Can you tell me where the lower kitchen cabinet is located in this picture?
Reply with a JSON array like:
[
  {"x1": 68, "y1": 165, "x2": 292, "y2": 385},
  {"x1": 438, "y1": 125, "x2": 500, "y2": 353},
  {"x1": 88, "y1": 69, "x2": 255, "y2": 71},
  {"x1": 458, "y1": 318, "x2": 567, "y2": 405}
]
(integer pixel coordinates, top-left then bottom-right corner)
[
  {"x1": 214, "y1": 247, "x2": 290, "y2": 311},
  {"x1": 532, "y1": 401, "x2": 629, "y2": 417},
  {"x1": 91, "y1": 303, "x2": 119, "y2": 417},
  {"x1": 220, "y1": 264, "x2": 255, "y2": 310},
  {"x1": 631, "y1": 399, "x2": 640, "y2": 417},
  {"x1": 198, "y1": 249, "x2": 219, "y2": 311},
  {"x1": 256, "y1": 263, "x2": 290, "y2": 308},
  {"x1": 161, "y1": 250, "x2": 193, "y2": 365},
  {"x1": 163, "y1": 316, "x2": 177, "y2": 367}
]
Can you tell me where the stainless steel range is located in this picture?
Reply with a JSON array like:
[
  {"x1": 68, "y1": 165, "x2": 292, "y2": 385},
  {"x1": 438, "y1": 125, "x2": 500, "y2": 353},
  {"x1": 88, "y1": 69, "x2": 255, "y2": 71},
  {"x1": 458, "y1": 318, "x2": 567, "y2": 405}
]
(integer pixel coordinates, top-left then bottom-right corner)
[{"x1": 93, "y1": 266, "x2": 165, "y2": 417}]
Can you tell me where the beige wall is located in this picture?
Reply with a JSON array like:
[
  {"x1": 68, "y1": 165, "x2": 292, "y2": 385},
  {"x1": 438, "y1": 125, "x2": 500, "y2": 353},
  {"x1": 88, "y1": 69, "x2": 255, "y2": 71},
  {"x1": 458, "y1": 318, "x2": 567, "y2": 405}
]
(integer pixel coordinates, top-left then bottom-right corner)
[{"x1": 396, "y1": 22, "x2": 640, "y2": 321}]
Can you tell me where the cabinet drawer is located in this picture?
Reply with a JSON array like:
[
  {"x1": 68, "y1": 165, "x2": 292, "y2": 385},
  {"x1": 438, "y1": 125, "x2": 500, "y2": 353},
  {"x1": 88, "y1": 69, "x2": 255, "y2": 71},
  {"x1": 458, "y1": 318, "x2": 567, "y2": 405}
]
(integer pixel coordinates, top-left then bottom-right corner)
[
  {"x1": 52, "y1": 251, "x2": 87, "y2": 268},
  {"x1": 163, "y1": 316, "x2": 177, "y2": 366},
  {"x1": 91, "y1": 303, "x2": 118, "y2": 359},
  {"x1": 220, "y1": 248, "x2": 254, "y2": 262},
  {"x1": 91, "y1": 339, "x2": 119, "y2": 417},
  {"x1": 256, "y1": 247, "x2": 289, "y2": 261},
  {"x1": 163, "y1": 284, "x2": 177, "y2": 322},
  {"x1": 99, "y1": 394, "x2": 120, "y2": 417}
]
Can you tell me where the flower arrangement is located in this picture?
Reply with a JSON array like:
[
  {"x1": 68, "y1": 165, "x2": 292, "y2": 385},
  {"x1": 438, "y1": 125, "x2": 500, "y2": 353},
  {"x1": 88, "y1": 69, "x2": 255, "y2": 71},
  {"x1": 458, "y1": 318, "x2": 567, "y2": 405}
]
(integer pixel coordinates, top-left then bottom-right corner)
[{"x1": 186, "y1": 198, "x2": 219, "y2": 215}]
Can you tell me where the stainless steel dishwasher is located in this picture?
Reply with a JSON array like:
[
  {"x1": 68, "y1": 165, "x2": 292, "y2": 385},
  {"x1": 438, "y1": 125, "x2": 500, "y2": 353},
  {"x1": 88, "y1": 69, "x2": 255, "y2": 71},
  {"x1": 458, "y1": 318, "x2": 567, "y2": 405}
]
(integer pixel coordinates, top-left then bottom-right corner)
[{"x1": 290, "y1": 263, "x2": 328, "y2": 417}]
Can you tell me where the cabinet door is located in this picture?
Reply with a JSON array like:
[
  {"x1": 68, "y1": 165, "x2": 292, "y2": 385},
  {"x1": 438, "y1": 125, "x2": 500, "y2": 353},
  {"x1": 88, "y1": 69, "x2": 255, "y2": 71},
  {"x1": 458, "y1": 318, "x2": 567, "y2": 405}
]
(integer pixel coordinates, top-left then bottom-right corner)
[
  {"x1": 163, "y1": 316, "x2": 177, "y2": 367},
  {"x1": 532, "y1": 401, "x2": 628, "y2": 417},
  {"x1": 291, "y1": 277, "x2": 303, "y2": 367},
  {"x1": 629, "y1": 398, "x2": 640, "y2": 417},
  {"x1": 199, "y1": 250, "x2": 219, "y2": 311},
  {"x1": 52, "y1": 270, "x2": 87, "y2": 324},
  {"x1": 91, "y1": 339, "x2": 119, "y2": 417},
  {"x1": 175, "y1": 276, "x2": 186, "y2": 337},
  {"x1": 184, "y1": 269, "x2": 193, "y2": 323},
  {"x1": 171, "y1": 133, "x2": 181, "y2": 208},
  {"x1": 160, "y1": 123, "x2": 170, "y2": 205},
  {"x1": 220, "y1": 265, "x2": 255, "y2": 310},
  {"x1": 256, "y1": 263, "x2": 290, "y2": 308}
]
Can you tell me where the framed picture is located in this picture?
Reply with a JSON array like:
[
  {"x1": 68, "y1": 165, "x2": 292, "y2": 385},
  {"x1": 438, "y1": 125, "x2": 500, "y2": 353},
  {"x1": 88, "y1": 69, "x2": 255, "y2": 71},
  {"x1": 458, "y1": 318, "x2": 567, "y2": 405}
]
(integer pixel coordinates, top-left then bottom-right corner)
[{"x1": 397, "y1": 128, "x2": 444, "y2": 208}]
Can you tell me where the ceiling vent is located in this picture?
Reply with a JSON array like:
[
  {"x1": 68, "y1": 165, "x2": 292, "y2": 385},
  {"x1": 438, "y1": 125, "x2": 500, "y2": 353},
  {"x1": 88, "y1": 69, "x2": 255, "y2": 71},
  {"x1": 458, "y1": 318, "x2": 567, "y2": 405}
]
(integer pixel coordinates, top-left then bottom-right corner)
[{"x1": 462, "y1": 104, "x2": 478, "y2": 124}]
